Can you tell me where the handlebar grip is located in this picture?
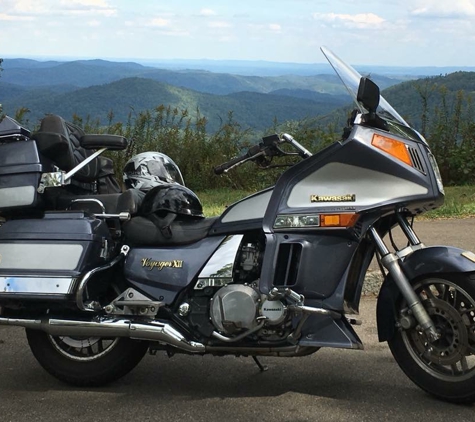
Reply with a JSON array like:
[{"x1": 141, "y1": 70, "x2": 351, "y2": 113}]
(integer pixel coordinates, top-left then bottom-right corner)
[{"x1": 214, "y1": 153, "x2": 249, "y2": 175}]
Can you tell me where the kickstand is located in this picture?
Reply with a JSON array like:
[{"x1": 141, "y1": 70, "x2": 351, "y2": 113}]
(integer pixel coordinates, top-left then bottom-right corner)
[{"x1": 252, "y1": 356, "x2": 268, "y2": 372}]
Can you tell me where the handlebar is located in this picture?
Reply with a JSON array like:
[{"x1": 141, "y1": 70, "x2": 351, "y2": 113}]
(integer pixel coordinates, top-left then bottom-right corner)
[
  {"x1": 213, "y1": 133, "x2": 313, "y2": 175},
  {"x1": 214, "y1": 145, "x2": 263, "y2": 175}
]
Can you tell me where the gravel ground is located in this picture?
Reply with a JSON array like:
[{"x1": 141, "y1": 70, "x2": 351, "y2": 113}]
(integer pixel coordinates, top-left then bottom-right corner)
[{"x1": 362, "y1": 270, "x2": 383, "y2": 296}]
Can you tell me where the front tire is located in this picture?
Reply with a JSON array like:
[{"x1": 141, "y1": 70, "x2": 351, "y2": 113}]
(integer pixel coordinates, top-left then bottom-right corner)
[
  {"x1": 388, "y1": 275, "x2": 475, "y2": 403},
  {"x1": 26, "y1": 329, "x2": 149, "y2": 387}
]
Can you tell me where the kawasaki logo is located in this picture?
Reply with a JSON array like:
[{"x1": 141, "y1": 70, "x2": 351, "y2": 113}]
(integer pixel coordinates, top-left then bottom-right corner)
[{"x1": 310, "y1": 194, "x2": 356, "y2": 203}]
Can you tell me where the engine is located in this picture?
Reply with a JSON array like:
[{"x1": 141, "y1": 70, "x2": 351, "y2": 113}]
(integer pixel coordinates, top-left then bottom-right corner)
[
  {"x1": 210, "y1": 284, "x2": 288, "y2": 335},
  {"x1": 183, "y1": 233, "x2": 292, "y2": 341},
  {"x1": 210, "y1": 284, "x2": 260, "y2": 334}
]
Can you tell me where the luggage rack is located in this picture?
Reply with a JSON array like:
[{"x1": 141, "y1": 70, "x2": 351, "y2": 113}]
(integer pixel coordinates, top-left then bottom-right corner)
[
  {"x1": 37, "y1": 147, "x2": 107, "y2": 193},
  {"x1": 69, "y1": 198, "x2": 131, "y2": 221}
]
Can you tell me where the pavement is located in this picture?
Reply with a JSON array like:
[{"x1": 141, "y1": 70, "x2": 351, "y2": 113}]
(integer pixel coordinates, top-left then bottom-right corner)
[{"x1": 1, "y1": 218, "x2": 475, "y2": 421}]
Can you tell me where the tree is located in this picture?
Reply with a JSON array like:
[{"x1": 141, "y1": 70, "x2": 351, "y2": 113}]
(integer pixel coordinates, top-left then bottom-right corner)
[{"x1": 413, "y1": 78, "x2": 436, "y2": 137}]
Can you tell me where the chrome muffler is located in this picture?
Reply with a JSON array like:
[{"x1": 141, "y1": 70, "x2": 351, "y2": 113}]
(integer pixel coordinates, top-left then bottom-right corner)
[{"x1": 0, "y1": 316, "x2": 205, "y2": 353}]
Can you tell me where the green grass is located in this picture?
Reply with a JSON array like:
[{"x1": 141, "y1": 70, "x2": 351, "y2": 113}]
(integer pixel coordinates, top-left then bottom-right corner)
[
  {"x1": 424, "y1": 186, "x2": 475, "y2": 219},
  {"x1": 198, "y1": 189, "x2": 255, "y2": 217},
  {"x1": 198, "y1": 186, "x2": 475, "y2": 219}
]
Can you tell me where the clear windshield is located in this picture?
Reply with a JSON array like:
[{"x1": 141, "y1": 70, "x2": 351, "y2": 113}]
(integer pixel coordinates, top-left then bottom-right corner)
[{"x1": 320, "y1": 46, "x2": 410, "y2": 127}]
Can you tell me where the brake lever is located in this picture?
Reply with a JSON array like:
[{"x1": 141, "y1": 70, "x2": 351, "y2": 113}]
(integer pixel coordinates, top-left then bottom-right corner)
[{"x1": 222, "y1": 150, "x2": 266, "y2": 173}]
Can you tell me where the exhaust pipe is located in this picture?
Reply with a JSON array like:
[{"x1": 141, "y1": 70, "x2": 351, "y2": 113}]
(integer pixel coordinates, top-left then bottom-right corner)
[{"x1": 0, "y1": 316, "x2": 205, "y2": 353}]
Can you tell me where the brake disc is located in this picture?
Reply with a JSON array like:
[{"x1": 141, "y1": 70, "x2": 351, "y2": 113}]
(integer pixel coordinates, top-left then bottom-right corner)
[{"x1": 409, "y1": 298, "x2": 468, "y2": 366}]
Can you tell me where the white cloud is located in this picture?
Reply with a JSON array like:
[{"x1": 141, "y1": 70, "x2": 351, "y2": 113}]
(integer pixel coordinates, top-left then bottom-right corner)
[
  {"x1": 7, "y1": 0, "x2": 51, "y2": 15},
  {"x1": 149, "y1": 17, "x2": 170, "y2": 27},
  {"x1": 0, "y1": 12, "x2": 34, "y2": 21},
  {"x1": 2, "y1": 0, "x2": 117, "y2": 18},
  {"x1": 218, "y1": 35, "x2": 238, "y2": 42},
  {"x1": 155, "y1": 29, "x2": 190, "y2": 37},
  {"x1": 208, "y1": 21, "x2": 232, "y2": 28},
  {"x1": 247, "y1": 23, "x2": 282, "y2": 34},
  {"x1": 411, "y1": 0, "x2": 475, "y2": 18},
  {"x1": 313, "y1": 12, "x2": 385, "y2": 29},
  {"x1": 70, "y1": 0, "x2": 111, "y2": 6},
  {"x1": 58, "y1": 0, "x2": 117, "y2": 17},
  {"x1": 198, "y1": 8, "x2": 217, "y2": 17}
]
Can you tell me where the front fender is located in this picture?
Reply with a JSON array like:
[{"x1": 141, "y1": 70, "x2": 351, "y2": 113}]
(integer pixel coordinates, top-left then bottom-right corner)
[{"x1": 376, "y1": 246, "x2": 475, "y2": 342}]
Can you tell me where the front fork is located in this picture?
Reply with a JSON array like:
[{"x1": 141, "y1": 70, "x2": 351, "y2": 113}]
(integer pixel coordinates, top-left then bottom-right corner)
[{"x1": 368, "y1": 215, "x2": 440, "y2": 342}]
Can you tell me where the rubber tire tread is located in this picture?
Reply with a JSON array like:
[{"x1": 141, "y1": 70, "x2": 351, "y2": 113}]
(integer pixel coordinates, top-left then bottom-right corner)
[
  {"x1": 388, "y1": 274, "x2": 475, "y2": 404},
  {"x1": 26, "y1": 329, "x2": 149, "y2": 387}
]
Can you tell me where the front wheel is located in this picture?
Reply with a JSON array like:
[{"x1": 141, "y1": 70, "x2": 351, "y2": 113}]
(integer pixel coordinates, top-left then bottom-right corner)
[
  {"x1": 388, "y1": 275, "x2": 475, "y2": 403},
  {"x1": 26, "y1": 329, "x2": 149, "y2": 387}
]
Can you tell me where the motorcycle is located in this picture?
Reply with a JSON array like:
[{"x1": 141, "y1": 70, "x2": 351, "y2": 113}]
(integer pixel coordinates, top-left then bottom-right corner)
[{"x1": 1, "y1": 47, "x2": 475, "y2": 404}]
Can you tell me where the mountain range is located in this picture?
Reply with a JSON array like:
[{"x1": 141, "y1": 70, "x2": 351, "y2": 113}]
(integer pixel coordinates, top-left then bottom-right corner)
[{"x1": 1, "y1": 58, "x2": 475, "y2": 133}]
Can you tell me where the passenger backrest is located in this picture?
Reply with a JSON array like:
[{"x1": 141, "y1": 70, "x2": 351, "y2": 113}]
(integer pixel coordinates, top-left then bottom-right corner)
[{"x1": 33, "y1": 115, "x2": 100, "y2": 183}]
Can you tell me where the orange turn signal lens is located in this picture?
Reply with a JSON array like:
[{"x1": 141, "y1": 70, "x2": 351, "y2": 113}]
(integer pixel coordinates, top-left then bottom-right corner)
[
  {"x1": 320, "y1": 213, "x2": 359, "y2": 228},
  {"x1": 371, "y1": 134, "x2": 412, "y2": 166}
]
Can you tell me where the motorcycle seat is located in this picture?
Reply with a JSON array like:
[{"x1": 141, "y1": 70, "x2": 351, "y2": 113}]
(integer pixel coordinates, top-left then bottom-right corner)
[{"x1": 123, "y1": 215, "x2": 218, "y2": 246}]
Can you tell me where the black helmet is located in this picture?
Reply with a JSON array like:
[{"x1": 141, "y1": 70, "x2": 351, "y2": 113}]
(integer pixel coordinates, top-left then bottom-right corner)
[
  {"x1": 140, "y1": 183, "x2": 204, "y2": 219},
  {"x1": 123, "y1": 151, "x2": 184, "y2": 191}
]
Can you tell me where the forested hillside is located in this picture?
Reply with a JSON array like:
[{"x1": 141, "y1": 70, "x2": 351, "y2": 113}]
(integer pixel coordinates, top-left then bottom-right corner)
[
  {"x1": 383, "y1": 72, "x2": 475, "y2": 130},
  {"x1": 0, "y1": 77, "x2": 350, "y2": 132}
]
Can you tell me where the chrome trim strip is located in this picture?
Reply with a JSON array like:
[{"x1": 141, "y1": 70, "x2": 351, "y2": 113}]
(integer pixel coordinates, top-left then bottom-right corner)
[
  {"x1": 0, "y1": 243, "x2": 84, "y2": 271},
  {"x1": 0, "y1": 276, "x2": 76, "y2": 295}
]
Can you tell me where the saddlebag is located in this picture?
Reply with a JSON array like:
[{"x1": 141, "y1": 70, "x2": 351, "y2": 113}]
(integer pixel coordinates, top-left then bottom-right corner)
[
  {"x1": 0, "y1": 139, "x2": 44, "y2": 215},
  {"x1": 0, "y1": 211, "x2": 112, "y2": 300}
]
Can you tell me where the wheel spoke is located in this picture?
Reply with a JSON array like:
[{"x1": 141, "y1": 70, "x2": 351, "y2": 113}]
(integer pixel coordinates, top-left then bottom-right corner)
[
  {"x1": 422, "y1": 285, "x2": 437, "y2": 300},
  {"x1": 450, "y1": 288, "x2": 458, "y2": 307},
  {"x1": 450, "y1": 364, "x2": 458, "y2": 375},
  {"x1": 434, "y1": 284, "x2": 446, "y2": 299},
  {"x1": 461, "y1": 357, "x2": 469, "y2": 373}
]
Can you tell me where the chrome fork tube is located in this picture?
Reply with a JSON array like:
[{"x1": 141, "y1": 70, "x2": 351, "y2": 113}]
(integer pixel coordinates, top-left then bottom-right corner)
[
  {"x1": 396, "y1": 213, "x2": 421, "y2": 245},
  {"x1": 369, "y1": 227, "x2": 440, "y2": 342}
]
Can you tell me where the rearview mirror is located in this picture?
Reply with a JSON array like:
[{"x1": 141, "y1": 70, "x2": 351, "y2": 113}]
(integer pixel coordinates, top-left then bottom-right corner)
[{"x1": 357, "y1": 77, "x2": 380, "y2": 113}]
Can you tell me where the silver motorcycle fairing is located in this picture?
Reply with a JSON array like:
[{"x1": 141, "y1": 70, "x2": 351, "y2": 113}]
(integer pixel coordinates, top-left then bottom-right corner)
[
  {"x1": 269, "y1": 125, "x2": 436, "y2": 218},
  {"x1": 220, "y1": 189, "x2": 273, "y2": 224},
  {"x1": 287, "y1": 161, "x2": 427, "y2": 209}
]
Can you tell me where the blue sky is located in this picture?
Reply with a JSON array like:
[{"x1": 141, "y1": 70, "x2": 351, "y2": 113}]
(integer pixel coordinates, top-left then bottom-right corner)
[{"x1": 1, "y1": 0, "x2": 475, "y2": 66}]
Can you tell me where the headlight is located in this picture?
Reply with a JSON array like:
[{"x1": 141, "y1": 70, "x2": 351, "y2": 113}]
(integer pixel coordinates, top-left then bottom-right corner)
[{"x1": 428, "y1": 153, "x2": 444, "y2": 194}]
